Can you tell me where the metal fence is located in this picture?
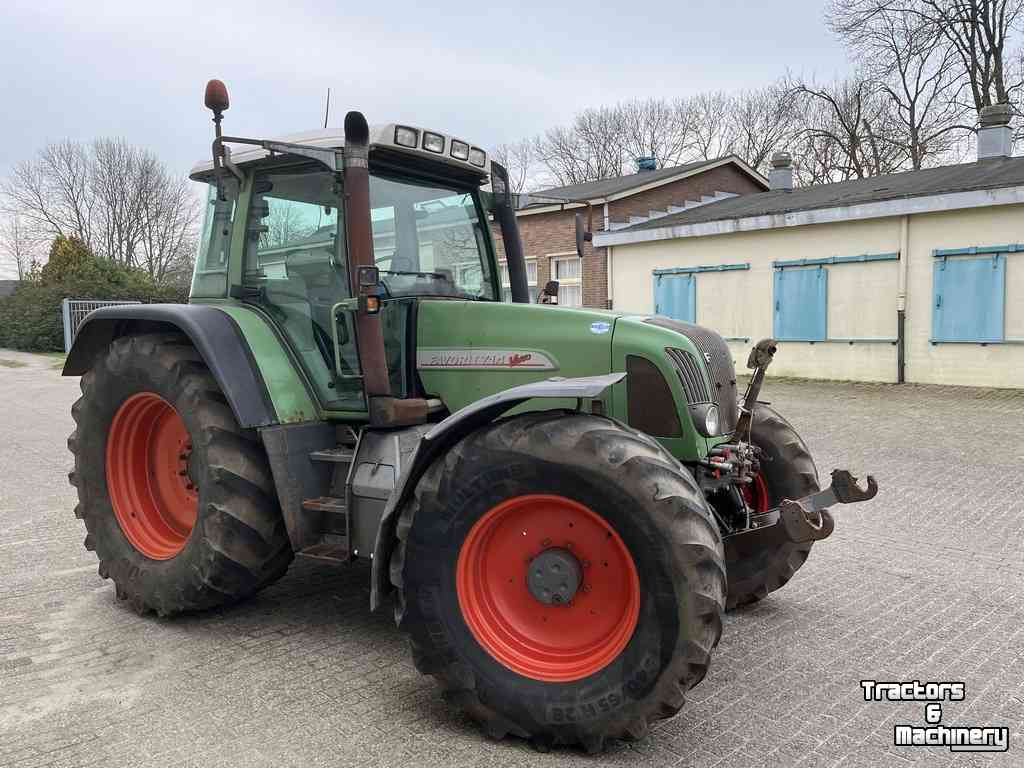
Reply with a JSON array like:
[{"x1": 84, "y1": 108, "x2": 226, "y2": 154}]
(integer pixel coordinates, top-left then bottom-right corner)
[{"x1": 61, "y1": 299, "x2": 140, "y2": 353}]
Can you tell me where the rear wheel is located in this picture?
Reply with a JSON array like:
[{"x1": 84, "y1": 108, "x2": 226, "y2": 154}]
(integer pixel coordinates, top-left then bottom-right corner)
[
  {"x1": 391, "y1": 412, "x2": 726, "y2": 752},
  {"x1": 68, "y1": 333, "x2": 293, "y2": 616},
  {"x1": 724, "y1": 404, "x2": 819, "y2": 610}
]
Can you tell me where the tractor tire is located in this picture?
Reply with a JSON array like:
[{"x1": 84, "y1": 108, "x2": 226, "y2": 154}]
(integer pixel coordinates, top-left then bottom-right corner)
[
  {"x1": 390, "y1": 411, "x2": 726, "y2": 752},
  {"x1": 724, "y1": 404, "x2": 820, "y2": 610},
  {"x1": 67, "y1": 333, "x2": 293, "y2": 616}
]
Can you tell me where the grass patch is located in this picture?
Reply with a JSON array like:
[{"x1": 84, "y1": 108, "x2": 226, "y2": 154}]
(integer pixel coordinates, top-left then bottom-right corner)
[{"x1": 0, "y1": 359, "x2": 28, "y2": 369}]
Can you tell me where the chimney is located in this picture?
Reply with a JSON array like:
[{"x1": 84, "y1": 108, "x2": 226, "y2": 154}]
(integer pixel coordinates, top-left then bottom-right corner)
[
  {"x1": 636, "y1": 156, "x2": 657, "y2": 172},
  {"x1": 769, "y1": 151, "x2": 793, "y2": 190},
  {"x1": 977, "y1": 103, "x2": 1013, "y2": 160}
]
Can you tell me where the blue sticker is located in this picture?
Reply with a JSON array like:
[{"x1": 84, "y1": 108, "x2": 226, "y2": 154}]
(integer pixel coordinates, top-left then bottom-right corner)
[{"x1": 590, "y1": 321, "x2": 611, "y2": 335}]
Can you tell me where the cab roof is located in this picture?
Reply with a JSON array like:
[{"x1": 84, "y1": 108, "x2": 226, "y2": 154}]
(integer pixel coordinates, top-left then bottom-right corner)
[{"x1": 189, "y1": 125, "x2": 491, "y2": 182}]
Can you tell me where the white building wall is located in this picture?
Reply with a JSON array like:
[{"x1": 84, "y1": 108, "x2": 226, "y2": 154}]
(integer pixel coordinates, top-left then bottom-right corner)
[{"x1": 609, "y1": 205, "x2": 1024, "y2": 387}]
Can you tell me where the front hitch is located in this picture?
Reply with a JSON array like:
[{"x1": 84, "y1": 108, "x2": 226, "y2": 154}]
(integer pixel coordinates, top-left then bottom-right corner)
[{"x1": 736, "y1": 469, "x2": 878, "y2": 543}]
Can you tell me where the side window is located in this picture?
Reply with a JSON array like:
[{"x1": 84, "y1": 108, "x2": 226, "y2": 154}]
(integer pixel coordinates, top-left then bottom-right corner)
[
  {"x1": 654, "y1": 272, "x2": 695, "y2": 322},
  {"x1": 370, "y1": 205, "x2": 397, "y2": 270},
  {"x1": 190, "y1": 185, "x2": 234, "y2": 297},
  {"x1": 932, "y1": 255, "x2": 1006, "y2": 342},
  {"x1": 773, "y1": 267, "x2": 827, "y2": 341}
]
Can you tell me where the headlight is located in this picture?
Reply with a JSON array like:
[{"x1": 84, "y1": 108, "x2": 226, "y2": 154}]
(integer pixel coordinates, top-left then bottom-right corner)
[
  {"x1": 423, "y1": 132, "x2": 445, "y2": 153},
  {"x1": 689, "y1": 403, "x2": 721, "y2": 437},
  {"x1": 394, "y1": 126, "x2": 419, "y2": 148},
  {"x1": 468, "y1": 147, "x2": 486, "y2": 167},
  {"x1": 450, "y1": 140, "x2": 470, "y2": 160}
]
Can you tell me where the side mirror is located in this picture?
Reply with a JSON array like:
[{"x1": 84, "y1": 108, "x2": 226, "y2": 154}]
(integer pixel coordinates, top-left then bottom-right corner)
[
  {"x1": 541, "y1": 280, "x2": 560, "y2": 304},
  {"x1": 575, "y1": 211, "x2": 593, "y2": 258}
]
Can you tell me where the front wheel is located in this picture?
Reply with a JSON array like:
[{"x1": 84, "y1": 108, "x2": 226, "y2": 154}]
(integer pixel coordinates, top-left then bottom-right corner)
[
  {"x1": 724, "y1": 404, "x2": 819, "y2": 609},
  {"x1": 390, "y1": 412, "x2": 726, "y2": 752}
]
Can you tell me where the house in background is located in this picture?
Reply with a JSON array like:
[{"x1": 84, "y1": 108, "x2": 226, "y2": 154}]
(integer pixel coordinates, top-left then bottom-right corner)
[
  {"x1": 492, "y1": 156, "x2": 768, "y2": 307},
  {"x1": 595, "y1": 105, "x2": 1024, "y2": 388}
]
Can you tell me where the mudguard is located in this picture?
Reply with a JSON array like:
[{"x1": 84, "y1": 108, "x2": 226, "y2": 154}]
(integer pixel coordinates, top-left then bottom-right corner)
[
  {"x1": 63, "y1": 303, "x2": 285, "y2": 428},
  {"x1": 369, "y1": 372, "x2": 626, "y2": 611}
]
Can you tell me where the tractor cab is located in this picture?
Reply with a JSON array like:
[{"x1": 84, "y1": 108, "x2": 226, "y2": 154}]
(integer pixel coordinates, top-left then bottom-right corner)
[{"x1": 189, "y1": 91, "x2": 523, "y2": 423}]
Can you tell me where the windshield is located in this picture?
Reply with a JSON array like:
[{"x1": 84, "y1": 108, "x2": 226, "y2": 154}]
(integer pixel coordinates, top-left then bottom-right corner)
[{"x1": 369, "y1": 174, "x2": 496, "y2": 300}]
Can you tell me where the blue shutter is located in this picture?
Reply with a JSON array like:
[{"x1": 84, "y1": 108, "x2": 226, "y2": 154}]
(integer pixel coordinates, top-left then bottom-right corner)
[
  {"x1": 773, "y1": 267, "x2": 827, "y2": 341},
  {"x1": 932, "y1": 255, "x2": 1005, "y2": 342},
  {"x1": 653, "y1": 273, "x2": 696, "y2": 323}
]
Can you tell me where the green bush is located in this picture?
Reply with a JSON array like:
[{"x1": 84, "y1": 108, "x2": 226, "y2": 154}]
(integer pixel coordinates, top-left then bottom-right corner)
[{"x1": 0, "y1": 236, "x2": 188, "y2": 353}]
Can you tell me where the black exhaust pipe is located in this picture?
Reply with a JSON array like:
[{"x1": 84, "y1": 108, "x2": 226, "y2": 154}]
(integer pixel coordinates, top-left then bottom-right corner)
[{"x1": 342, "y1": 111, "x2": 391, "y2": 400}]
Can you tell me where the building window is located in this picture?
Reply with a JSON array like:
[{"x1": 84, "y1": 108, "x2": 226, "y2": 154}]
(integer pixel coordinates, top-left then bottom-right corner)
[
  {"x1": 653, "y1": 272, "x2": 695, "y2": 322},
  {"x1": 773, "y1": 266, "x2": 827, "y2": 341},
  {"x1": 932, "y1": 254, "x2": 1006, "y2": 342},
  {"x1": 552, "y1": 256, "x2": 582, "y2": 307},
  {"x1": 499, "y1": 258, "x2": 538, "y2": 302}
]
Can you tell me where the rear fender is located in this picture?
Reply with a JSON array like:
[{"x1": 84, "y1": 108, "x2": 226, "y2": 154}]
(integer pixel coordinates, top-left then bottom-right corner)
[
  {"x1": 369, "y1": 372, "x2": 625, "y2": 611},
  {"x1": 63, "y1": 303, "x2": 314, "y2": 428}
]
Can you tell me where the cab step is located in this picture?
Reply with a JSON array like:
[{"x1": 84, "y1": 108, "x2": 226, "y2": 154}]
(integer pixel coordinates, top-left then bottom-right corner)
[
  {"x1": 297, "y1": 496, "x2": 350, "y2": 563},
  {"x1": 309, "y1": 448, "x2": 355, "y2": 464},
  {"x1": 301, "y1": 496, "x2": 347, "y2": 514}
]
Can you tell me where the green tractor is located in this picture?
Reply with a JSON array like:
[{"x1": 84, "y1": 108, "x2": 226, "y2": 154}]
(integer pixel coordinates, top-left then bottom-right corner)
[{"x1": 63, "y1": 80, "x2": 876, "y2": 752}]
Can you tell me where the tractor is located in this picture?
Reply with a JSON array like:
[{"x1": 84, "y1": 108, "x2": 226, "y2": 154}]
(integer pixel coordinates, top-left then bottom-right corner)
[{"x1": 63, "y1": 79, "x2": 877, "y2": 752}]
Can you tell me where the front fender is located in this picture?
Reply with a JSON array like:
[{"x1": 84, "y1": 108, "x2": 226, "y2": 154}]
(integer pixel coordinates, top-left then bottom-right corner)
[{"x1": 369, "y1": 372, "x2": 625, "y2": 611}]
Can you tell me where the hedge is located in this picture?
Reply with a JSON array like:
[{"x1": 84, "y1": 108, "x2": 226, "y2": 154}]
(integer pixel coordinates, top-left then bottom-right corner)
[{"x1": 0, "y1": 236, "x2": 187, "y2": 353}]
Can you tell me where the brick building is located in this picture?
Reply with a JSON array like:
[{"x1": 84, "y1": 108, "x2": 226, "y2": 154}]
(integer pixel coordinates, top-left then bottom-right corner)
[{"x1": 493, "y1": 156, "x2": 767, "y2": 308}]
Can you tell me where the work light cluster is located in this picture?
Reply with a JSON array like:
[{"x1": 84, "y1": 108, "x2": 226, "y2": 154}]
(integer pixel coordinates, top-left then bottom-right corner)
[{"x1": 394, "y1": 126, "x2": 487, "y2": 167}]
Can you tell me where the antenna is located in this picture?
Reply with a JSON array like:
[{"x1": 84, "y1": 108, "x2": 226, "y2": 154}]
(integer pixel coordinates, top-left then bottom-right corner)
[{"x1": 323, "y1": 87, "x2": 331, "y2": 129}]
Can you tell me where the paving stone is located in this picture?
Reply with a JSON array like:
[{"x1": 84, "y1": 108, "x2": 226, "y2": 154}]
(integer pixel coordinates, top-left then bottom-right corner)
[{"x1": 1, "y1": 351, "x2": 1021, "y2": 766}]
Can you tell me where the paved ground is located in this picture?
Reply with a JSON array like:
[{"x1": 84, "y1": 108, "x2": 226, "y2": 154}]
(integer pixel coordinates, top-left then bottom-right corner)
[{"x1": 0, "y1": 347, "x2": 1022, "y2": 768}]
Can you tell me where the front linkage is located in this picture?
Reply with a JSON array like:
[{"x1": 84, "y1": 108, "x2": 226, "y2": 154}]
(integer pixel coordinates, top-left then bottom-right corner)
[{"x1": 697, "y1": 337, "x2": 878, "y2": 544}]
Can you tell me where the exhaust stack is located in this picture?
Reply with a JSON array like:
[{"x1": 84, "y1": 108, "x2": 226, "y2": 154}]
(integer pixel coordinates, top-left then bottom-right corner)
[{"x1": 342, "y1": 111, "x2": 392, "y2": 402}]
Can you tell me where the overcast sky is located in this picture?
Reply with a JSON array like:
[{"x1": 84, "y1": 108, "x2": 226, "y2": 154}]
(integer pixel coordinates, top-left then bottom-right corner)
[{"x1": 1, "y1": 0, "x2": 848, "y2": 181}]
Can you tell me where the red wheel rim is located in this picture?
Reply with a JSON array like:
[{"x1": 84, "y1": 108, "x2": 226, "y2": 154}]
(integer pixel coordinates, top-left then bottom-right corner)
[
  {"x1": 741, "y1": 473, "x2": 770, "y2": 514},
  {"x1": 456, "y1": 494, "x2": 640, "y2": 682},
  {"x1": 106, "y1": 393, "x2": 198, "y2": 560}
]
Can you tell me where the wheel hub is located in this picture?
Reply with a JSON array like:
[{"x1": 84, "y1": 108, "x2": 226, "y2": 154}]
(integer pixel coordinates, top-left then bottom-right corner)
[
  {"x1": 106, "y1": 392, "x2": 198, "y2": 560},
  {"x1": 527, "y1": 547, "x2": 581, "y2": 606},
  {"x1": 455, "y1": 494, "x2": 640, "y2": 682}
]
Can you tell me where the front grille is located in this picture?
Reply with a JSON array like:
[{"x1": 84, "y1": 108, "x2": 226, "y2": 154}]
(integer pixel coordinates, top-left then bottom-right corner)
[
  {"x1": 666, "y1": 348, "x2": 711, "y2": 404},
  {"x1": 646, "y1": 318, "x2": 739, "y2": 433}
]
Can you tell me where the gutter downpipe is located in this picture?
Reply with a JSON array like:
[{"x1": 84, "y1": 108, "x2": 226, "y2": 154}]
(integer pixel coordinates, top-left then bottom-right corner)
[
  {"x1": 897, "y1": 215, "x2": 909, "y2": 384},
  {"x1": 603, "y1": 203, "x2": 613, "y2": 309}
]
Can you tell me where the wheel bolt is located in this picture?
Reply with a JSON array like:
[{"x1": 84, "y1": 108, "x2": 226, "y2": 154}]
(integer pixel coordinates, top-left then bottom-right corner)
[
  {"x1": 582, "y1": 584, "x2": 592, "y2": 593},
  {"x1": 541, "y1": 538, "x2": 551, "y2": 547}
]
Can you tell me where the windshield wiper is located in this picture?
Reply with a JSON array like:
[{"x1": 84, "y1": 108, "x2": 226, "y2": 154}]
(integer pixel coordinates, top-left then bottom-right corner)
[{"x1": 380, "y1": 269, "x2": 447, "y2": 280}]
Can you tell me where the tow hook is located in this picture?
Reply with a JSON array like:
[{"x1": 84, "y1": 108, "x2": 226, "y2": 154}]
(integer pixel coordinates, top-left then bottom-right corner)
[{"x1": 740, "y1": 470, "x2": 878, "y2": 542}]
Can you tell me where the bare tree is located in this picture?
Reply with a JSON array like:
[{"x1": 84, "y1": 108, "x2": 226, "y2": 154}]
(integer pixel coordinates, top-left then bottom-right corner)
[
  {"x1": 491, "y1": 139, "x2": 536, "y2": 194},
  {"x1": 0, "y1": 209, "x2": 39, "y2": 279},
  {"x1": 685, "y1": 91, "x2": 738, "y2": 161},
  {"x1": 1, "y1": 140, "x2": 199, "y2": 284},
  {"x1": 920, "y1": 0, "x2": 1024, "y2": 110},
  {"x1": 790, "y1": 75, "x2": 906, "y2": 181},
  {"x1": 831, "y1": 0, "x2": 981, "y2": 167},
  {"x1": 137, "y1": 169, "x2": 199, "y2": 283},
  {"x1": 3, "y1": 142, "x2": 94, "y2": 245},
  {"x1": 533, "y1": 106, "x2": 627, "y2": 186},
  {"x1": 726, "y1": 84, "x2": 800, "y2": 171},
  {"x1": 617, "y1": 97, "x2": 692, "y2": 167}
]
